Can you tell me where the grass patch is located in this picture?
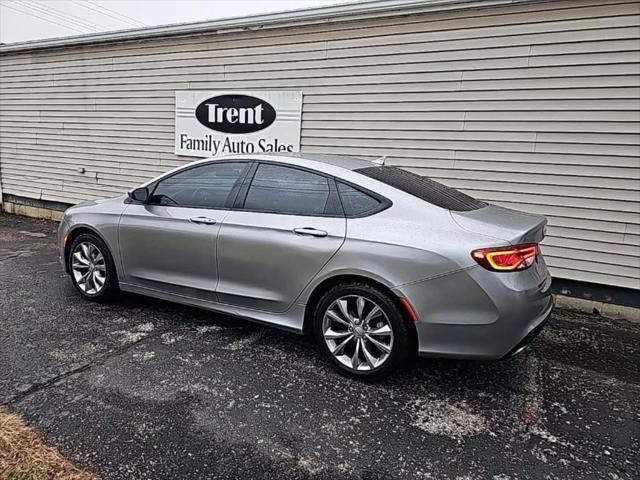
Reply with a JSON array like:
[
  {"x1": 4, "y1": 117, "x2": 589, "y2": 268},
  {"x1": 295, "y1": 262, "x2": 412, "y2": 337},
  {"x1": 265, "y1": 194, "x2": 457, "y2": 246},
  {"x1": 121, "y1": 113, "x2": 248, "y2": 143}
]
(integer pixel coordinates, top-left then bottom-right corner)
[{"x1": 0, "y1": 408, "x2": 97, "y2": 480}]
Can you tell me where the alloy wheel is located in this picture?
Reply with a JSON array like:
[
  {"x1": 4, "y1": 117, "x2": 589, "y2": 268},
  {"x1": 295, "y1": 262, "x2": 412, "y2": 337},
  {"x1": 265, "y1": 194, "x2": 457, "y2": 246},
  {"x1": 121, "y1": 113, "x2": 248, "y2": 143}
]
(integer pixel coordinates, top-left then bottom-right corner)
[
  {"x1": 71, "y1": 241, "x2": 106, "y2": 295},
  {"x1": 322, "y1": 295, "x2": 394, "y2": 372}
]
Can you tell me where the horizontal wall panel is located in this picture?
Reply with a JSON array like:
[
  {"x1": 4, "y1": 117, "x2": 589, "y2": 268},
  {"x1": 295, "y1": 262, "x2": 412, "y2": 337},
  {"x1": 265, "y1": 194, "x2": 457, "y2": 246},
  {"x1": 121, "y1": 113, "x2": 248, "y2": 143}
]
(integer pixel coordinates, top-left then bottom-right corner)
[
  {"x1": 451, "y1": 150, "x2": 640, "y2": 168},
  {"x1": 1, "y1": 0, "x2": 638, "y2": 290},
  {"x1": 301, "y1": 99, "x2": 640, "y2": 110},
  {"x1": 547, "y1": 226, "x2": 624, "y2": 244},
  {"x1": 0, "y1": 150, "x2": 163, "y2": 170},
  {"x1": 544, "y1": 215, "x2": 629, "y2": 235},
  {"x1": 544, "y1": 235, "x2": 640, "y2": 257},
  {"x1": 1, "y1": 28, "x2": 638, "y2": 82},
  {"x1": 3, "y1": 34, "x2": 637, "y2": 85},
  {"x1": 384, "y1": 154, "x2": 640, "y2": 172},
  {"x1": 299, "y1": 90, "x2": 640, "y2": 103},
  {"x1": 548, "y1": 267, "x2": 639, "y2": 290},
  {"x1": 544, "y1": 245, "x2": 639, "y2": 270},
  {"x1": 424, "y1": 175, "x2": 640, "y2": 200},
  {"x1": 302, "y1": 119, "x2": 640, "y2": 134},
  {"x1": 0, "y1": 156, "x2": 145, "y2": 174},
  {"x1": 433, "y1": 163, "x2": 639, "y2": 185},
  {"x1": 304, "y1": 109, "x2": 640, "y2": 122},
  {"x1": 301, "y1": 135, "x2": 640, "y2": 157},
  {"x1": 303, "y1": 105, "x2": 640, "y2": 119},
  {"x1": 302, "y1": 128, "x2": 640, "y2": 147},
  {"x1": 489, "y1": 200, "x2": 639, "y2": 226},
  {"x1": 623, "y1": 234, "x2": 640, "y2": 247},
  {"x1": 2, "y1": 0, "x2": 633, "y2": 69},
  {"x1": 540, "y1": 251, "x2": 639, "y2": 278}
]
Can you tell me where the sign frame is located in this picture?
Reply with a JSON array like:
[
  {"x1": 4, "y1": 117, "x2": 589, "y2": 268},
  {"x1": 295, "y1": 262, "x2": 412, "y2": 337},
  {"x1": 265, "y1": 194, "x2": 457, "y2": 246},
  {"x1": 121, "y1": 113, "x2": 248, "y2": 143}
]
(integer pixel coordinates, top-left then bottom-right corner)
[{"x1": 175, "y1": 90, "x2": 302, "y2": 158}]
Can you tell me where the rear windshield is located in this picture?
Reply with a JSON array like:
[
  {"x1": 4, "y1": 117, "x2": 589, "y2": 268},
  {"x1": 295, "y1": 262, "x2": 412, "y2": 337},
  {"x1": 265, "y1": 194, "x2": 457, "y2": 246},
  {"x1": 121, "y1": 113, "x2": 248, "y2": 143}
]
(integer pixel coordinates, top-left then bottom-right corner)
[{"x1": 356, "y1": 166, "x2": 487, "y2": 212}]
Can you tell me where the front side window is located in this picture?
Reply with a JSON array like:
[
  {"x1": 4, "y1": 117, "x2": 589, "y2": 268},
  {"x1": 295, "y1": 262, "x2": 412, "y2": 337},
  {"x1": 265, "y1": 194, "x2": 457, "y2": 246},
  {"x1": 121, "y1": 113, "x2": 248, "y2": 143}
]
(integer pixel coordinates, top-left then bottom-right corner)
[
  {"x1": 243, "y1": 164, "x2": 333, "y2": 216},
  {"x1": 149, "y1": 162, "x2": 249, "y2": 208}
]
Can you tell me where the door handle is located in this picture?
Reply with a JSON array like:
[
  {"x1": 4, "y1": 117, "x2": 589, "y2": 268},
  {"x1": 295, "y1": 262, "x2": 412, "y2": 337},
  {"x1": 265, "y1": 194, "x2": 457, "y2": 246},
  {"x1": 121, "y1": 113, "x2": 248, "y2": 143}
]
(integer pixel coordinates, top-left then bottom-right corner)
[
  {"x1": 190, "y1": 216, "x2": 217, "y2": 225},
  {"x1": 293, "y1": 227, "x2": 328, "y2": 238}
]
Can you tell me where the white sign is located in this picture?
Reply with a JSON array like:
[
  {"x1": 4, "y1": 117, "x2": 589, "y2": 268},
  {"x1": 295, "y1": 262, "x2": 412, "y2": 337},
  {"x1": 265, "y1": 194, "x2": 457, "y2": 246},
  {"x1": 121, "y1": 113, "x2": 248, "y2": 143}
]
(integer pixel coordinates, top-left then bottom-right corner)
[{"x1": 175, "y1": 90, "x2": 302, "y2": 157}]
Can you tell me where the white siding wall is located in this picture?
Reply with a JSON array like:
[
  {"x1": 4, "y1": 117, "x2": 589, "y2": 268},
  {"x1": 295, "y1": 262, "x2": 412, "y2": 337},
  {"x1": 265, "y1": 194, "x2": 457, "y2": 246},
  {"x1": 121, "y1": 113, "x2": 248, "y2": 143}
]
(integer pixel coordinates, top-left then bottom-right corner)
[{"x1": 0, "y1": 0, "x2": 639, "y2": 289}]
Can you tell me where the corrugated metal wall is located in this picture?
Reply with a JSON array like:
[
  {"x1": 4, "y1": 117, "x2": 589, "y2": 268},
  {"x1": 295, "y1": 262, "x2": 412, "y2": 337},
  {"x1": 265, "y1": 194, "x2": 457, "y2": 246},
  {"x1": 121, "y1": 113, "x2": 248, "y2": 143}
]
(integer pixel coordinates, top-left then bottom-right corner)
[{"x1": 0, "y1": 0, "x2": 639, "y2": 289}]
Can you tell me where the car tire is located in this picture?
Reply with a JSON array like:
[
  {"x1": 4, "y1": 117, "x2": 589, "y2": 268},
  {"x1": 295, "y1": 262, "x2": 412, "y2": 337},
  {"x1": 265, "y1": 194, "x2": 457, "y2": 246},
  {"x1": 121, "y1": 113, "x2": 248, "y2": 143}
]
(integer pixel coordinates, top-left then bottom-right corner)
[
  {"x1": 313, "y1": 282, "x2": 414, "y2": 381},
  {"x1": 67, "y1": 233, "x2": 119, "y2": 301}
]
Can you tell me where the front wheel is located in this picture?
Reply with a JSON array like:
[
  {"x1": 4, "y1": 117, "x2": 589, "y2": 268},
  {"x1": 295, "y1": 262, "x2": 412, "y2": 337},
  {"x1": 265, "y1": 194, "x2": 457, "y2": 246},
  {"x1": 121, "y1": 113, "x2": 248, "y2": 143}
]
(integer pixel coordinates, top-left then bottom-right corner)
[
  {"x1": 68, "y1": 233, "x2": 119, "y2": 301},
  {"x1": 313, "y1": 282, "x2": 414, "y2": 381}
]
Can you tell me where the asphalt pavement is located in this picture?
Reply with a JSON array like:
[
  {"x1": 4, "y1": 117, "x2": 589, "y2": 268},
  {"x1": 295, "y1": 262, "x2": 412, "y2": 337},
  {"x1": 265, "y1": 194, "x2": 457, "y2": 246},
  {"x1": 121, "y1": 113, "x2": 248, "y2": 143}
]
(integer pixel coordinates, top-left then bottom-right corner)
[{"x1": 1, "y1": 212, "x2": 638, "y2": 480}]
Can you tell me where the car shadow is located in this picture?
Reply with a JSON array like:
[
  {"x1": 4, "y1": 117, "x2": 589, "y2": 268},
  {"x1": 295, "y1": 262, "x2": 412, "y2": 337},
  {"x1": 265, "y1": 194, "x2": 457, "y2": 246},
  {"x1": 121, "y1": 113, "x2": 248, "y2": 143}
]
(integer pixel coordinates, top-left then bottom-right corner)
[{"x1": 107, "y1": 290, "x2": 531, "y2": 389}]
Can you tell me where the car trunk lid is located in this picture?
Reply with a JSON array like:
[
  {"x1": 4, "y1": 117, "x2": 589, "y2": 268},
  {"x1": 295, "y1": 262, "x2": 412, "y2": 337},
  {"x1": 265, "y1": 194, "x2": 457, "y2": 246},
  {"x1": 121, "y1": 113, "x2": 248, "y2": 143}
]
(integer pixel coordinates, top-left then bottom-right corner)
[{"x1": 450, "y1": 204, "x2": 547, "y2": 245}]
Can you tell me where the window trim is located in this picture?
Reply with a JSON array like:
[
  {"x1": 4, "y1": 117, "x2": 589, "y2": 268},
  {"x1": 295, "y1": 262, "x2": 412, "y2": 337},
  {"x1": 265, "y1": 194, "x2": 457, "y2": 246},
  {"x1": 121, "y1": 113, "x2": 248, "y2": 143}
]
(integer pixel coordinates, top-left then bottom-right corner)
[
  {"x1": 128, "y1": 159, "x2": 393, "y2": 218},
  {"x1": 142, "y1": 159, "x2": 253, "y2": 210},
  {"x1": 335, "y1": 179, "x2": 392, "y2": 219},
  {"x1": 234, "y1": 161, "x2": 344, "y2": 218}
]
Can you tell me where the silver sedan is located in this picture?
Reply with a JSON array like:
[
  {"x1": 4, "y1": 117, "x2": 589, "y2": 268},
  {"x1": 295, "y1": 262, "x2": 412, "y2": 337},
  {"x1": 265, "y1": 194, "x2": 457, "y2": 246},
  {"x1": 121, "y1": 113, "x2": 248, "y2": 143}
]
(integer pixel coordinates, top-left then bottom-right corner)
[{"x1": 58, "y1": 153, "x2": 553, "y2": 380}]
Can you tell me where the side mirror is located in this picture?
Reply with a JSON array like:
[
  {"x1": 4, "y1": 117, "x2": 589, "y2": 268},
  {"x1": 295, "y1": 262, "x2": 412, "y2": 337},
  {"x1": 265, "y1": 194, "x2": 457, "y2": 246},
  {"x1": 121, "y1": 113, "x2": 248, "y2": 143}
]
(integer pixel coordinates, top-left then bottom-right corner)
[{"x1": 129, "y1": 187, "x2": 149, "y2": 203}]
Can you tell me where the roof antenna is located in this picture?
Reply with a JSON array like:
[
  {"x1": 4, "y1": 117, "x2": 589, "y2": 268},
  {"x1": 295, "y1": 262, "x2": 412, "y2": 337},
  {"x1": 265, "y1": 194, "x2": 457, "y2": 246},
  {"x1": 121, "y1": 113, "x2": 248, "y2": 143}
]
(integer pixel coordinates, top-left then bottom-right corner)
[{"x1": 372, "y1": 155, "x2": 386, "y2": 166}]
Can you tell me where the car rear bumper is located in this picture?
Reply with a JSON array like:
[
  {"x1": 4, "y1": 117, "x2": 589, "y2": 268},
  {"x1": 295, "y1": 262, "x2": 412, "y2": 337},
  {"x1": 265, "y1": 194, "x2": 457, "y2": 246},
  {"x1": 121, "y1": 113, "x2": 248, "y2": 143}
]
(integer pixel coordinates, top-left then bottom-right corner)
[
  {"x1": 395, "y1": 262, "x2": 553, "y2": 360},
  {"x1": 413, "y1": 297, "x2": 552, "y2": 360},
  {"x1": 501, "y1": 310, "x2": 550, "y2": 359}
]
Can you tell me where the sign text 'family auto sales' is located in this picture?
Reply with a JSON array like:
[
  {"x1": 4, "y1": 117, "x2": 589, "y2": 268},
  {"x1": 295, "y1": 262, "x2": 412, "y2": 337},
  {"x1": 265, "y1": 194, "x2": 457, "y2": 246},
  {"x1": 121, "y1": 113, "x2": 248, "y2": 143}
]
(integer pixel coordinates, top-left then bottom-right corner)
[{"x1": 175, "y1": 91, "x2": 302, "y2": 157}]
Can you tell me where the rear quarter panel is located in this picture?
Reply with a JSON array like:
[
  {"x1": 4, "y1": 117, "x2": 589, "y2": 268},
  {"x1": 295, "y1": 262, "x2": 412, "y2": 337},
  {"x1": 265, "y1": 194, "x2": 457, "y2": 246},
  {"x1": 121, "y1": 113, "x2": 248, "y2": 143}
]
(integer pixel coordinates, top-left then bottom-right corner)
[{"x1": 296, "y1": 198, "x2": 489, "y2": 305}]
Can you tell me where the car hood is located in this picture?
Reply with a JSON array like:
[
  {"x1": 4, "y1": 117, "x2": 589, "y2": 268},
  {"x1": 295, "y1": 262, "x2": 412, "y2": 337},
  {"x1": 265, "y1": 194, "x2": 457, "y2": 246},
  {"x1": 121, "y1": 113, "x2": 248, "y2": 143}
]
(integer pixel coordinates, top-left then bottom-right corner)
[{"x1": 66, "y1": 194, "x2": 127, "y2": 213}]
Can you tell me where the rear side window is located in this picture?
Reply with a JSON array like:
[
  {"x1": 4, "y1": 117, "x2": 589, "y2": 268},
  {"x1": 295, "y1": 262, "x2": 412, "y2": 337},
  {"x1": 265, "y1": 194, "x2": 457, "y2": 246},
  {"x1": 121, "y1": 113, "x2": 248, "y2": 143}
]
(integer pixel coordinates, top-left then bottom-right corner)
[
  {"x1": 337, "y1": 182, "x2": 381, "y2": 217},
  {"x1": 244, "y1": 164, "x2": 335, "y2": 216},
  {"x1": 356, "y1": 166, "x2": 486, "y2": 212}
]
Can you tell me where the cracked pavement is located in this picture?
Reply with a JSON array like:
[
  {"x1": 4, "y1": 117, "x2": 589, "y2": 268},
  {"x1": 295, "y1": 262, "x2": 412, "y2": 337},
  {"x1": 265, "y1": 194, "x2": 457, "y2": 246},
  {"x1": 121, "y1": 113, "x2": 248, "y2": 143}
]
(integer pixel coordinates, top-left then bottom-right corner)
[{"x1": 0, "y1": 213, "x2": 638, "y2": 479}]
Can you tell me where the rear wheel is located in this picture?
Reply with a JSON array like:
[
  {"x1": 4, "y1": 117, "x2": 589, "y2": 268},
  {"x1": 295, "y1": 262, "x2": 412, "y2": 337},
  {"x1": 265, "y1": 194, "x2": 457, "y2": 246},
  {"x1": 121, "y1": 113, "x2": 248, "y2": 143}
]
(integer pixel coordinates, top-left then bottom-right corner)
[
  {"x1": 68, "y1": 233, "x2": 118, "y2": 301},
  {"x1": 313, "y1": 282, "x2": 413, "y2": 381}
]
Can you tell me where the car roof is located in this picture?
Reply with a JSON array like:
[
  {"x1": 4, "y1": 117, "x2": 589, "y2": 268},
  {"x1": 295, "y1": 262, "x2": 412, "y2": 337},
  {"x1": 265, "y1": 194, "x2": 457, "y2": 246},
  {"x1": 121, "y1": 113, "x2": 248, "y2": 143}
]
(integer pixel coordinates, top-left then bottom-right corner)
[
  {"x1": 192, "y1": 152, "x2": 378, "y2": 171},
  {"x1": 274, "y1": 152, "x2": 377, "y2": 171}
]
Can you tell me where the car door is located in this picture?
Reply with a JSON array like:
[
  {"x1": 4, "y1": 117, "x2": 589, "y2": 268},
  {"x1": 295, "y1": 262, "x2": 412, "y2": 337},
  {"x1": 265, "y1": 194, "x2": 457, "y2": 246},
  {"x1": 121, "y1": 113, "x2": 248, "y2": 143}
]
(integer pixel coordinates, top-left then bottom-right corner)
[
  {"x1": 118, "y1": 161, "x2": 251, "y2": 302},
  {"x1": 216, "y1": 162, "x2": 346, "y2": 312}
]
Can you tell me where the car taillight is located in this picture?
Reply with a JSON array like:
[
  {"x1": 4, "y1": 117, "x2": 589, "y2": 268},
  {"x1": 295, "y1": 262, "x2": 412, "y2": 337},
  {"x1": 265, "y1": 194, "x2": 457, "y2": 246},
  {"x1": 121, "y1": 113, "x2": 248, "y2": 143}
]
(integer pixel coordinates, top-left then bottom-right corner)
[{"x1": 471, "y1": 244, "x2": 538, "y2": 272}]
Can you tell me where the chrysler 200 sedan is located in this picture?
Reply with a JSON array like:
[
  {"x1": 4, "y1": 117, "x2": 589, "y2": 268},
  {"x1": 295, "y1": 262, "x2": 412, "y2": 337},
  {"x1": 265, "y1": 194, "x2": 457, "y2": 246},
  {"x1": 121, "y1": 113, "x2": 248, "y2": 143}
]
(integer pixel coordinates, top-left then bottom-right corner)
[{"x1": 58, "y1": 153, "x2": 553, "y2": 380}]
